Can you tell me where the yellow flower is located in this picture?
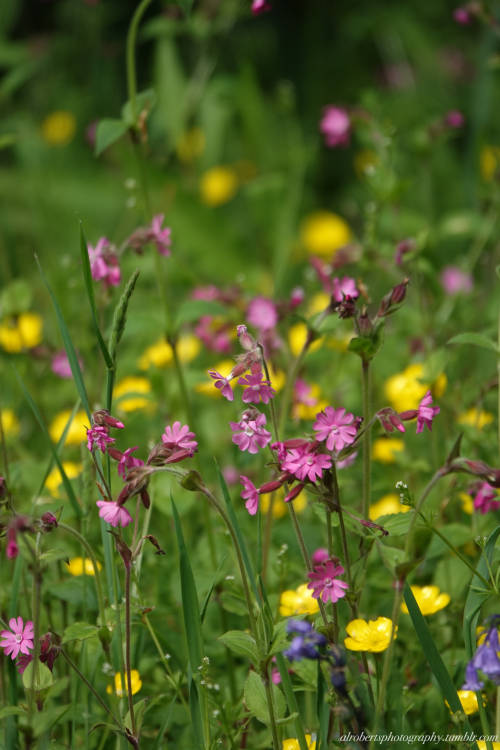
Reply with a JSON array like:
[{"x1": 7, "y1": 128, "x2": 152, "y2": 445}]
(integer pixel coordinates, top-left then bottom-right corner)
[
  {"x1": 114, "y1": 376, "x2": 152, "y2": 412},
  {"x1": 45, "y1": 461, "x2": 82, "y2": 498},
  {"x1": 480, "y1": 145, "x2": 500, "y2": 181},
  {"x1": 139, "y1": 335, "x2": 200, "y2": 370},
  {"x1": 0, "y1": 409, "x2": 20, "y2": 438},
  {"x1": 354, "y1": 149, "x2": 379, "y2": 178},
  {"x1": 200, "y1": 166, "x2": 238, "y2": 206},
  {"x1": 477, "y1": 743, "x2": 500, "y2": 750},
  {"x1": 458, "y1": 408, "x2": 493, "y2": 429},
  {"x1": 66, "y1": 557, "x2": 102, "y2": 576},
  {"x1": 369, "y1": 493, "x2": 410, "y2": 521},
  {"x1": 372, "y1": 438, "x2": 404, "y2": 464},
  {"x1": 41, "y1": 111, "x2": 76, "y2": 146},
  {"x1": 307, "y1": 292, "x2": 331, "y2": 317},
  {"x1": 401, "y1": 585, "x2": 450, "y2": 616},
  {"x1": 459, "y1": 491, "x2": 474, "y2": 515},
  {"x1": 445, "y1": 690, "x2": 479, "y2": 715},
  {"x1": 260, "y1": 488, "x2": 306, "y2": 519},
  {"x1": 384, "y1": 363, "x2": 446, "y2": 412},
  {"x1": 268, "y1": 369, "x2": 286, "y2": 393},
  {"x1": 282, "y1": 735, "x2": 316, "y2": 750},
  {"x1": 300, "y1": 211, "x2": 352, "y2": 257},
  {"x1": 176, "y1": 127, "x2": 205, "y2": 163},
  {"x1": 280, "y1": 583, "x2": 319, "y2": 616},
  {"x1": 344, "y1": 617, "x2": 397, "y2": 653},
  {"x1": 49, "y1": 410, "x2": 88, "y2": 446},
  {"x1": 195, "y1": 360, "x2": 234, "y2": 397},
  {"x1": 0, "y1": 312, "x2": 43, "y2": 353},
  {"x1": 288, "y1": 323, "x2": 322, "y2": 357},
  {"x1": 107, "y1": 670, "x2": 142, "y2": 697}
]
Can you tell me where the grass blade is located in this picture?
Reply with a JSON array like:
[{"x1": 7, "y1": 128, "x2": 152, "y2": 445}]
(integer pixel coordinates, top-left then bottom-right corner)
[
  {"x1": 14, "y1": 368, "x2": 82, "y2": 519},
  {"x1": 35, "y1": 254, "x2": 91, "y2": 420},
  {"x1": 275, "y1": 652, "x2": 309, "y2": 750},
  {"x1": 79, "y1": 224, "x2": 113, "y2": 369}
]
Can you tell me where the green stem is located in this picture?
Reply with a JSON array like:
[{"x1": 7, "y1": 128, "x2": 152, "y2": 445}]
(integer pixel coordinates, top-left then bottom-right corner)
[
  {"x1": 59, "y1": 523, "x2": 107, "y2": 627},
  {"x1": 264, "y1": 671, "x2": 281, "y2": 750},
  {"x1": 361, "y1": 359, "x2": 372, "y2": 519},
  {"x1": 60, "y1": 648, "x2": 121, "y2": 727},
  {"x1": 142, "y1": 614, "x2": 189, "y2": 710},
  {"x1": 126, "y1": 0, "x2": 155, "y2": 127},
  {"x1": 124, "y1": 564, "x2": 136, "y2": 738}
]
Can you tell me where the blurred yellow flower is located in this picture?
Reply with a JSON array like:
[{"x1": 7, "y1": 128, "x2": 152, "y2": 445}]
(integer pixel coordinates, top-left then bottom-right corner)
[
  {"x1": 66, "y1": 557, "x2": 102, "y2": 576},
  {"x1": 384, "y1": 363, "x2": 446, "y2": 412},
  {"x1": 477, "y1": 743, "x2": 500, "y2": 750},
  {"x1": 288, "y1": 323, "x2": 322, "y2": 357},
  {"x1": 372, "y1": 438, "x2": 404, "y2": 464},
  {"x1": 457, "y1": 408, "x2": 493, "y2": 429},
  {"x1": 269, "y1": 369, "x2": 286, "y2": 392},
  {"x1": 176, "y1": 127, "x2": 205, "y2": 163},
  {"x1": 369, "y1": 493, "x2": 410, "y2": 521},
  {"x1": 0, "y1": 312, "x2": 43, "y2": 353},
  {"x1": 260, "y1": 488, "x2": 306, "y2": 519},
  {"x1": 107, "y1": 670, "x2": 142, "y2": 697},
  {"x1": 301, "y1": 211, "x2": 352, "y2": 257},
  {"x1": 139, "y1": 335, "x2": 200, "y2": 370},
  {"x1": 327, "y1": 334, "x2": 353, "y2": 353},
  {"x1": 41, "y1": 111, "x2": 76, "y2": 146},
  {"x1": 49, "y1": 410, "x2": 88, "y2": 446},
  {"x1": 445, "y1": 690, "x2": 479, "y2": 715},
  {"x1": 401, "y1": 585, "x2": 450, "y2": 615},
  {"x1": 344, "y1": 617, "x2": 396, "y2": 653},
  {"x1": 196, "y1": 360, "x2": 234, "y2": 397},
  {"x1": 282, "y1": 735, "x2": 316, "y2": 750},
  {"x1": 200, "y1": 166, "x2": 238, "y2": 206},
  {"x1": 354, "y1": 149, "x2": 379, "y2": 178},
  {"x1": 0, "y1": 409, "x2": 20, "y2": 437},
  {"x1": 307, "y1": 292, "x2": 331, "y2": 317},
  {"x1": 114, "y1": 376, "x2": 152, "y2": 412},
  {"x1": 280, "y1": 583, "x2": 319, "y2": 616},
  {"x1": 45, "y1": 461, "x2": 82, "y2": 498},
  {"x1": 459, "y1": 491, "x2": 474, "y2": 515},
  {"x1": 480, "y1": 145, "x2": 500, "y2": 181}
]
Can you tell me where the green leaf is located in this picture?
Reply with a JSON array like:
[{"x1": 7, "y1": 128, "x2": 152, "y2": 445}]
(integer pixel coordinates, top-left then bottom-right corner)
[
  {"x1": 79, "y1": 224, "x2": 113, "y2": 368},
  {"x1": 0, "y1": 706, "x2": 26, "y2": 720},
  {"x1": 463, "y1": 526, "x2": 500, "y2": 659},
  {"x1": 447, "y1": 332, "x2": 498, "y2": 353},
  {"x1": 121, "y1": 88, "x2": 157, "y2": 127},
  {"x1": 36, "y1": 255, "x2": 91, "y2": 420},
  {"x1": 378, "y1": 511, "x2": 415, "y2": 535},
  {"x1": 267, "y1": 620, "x2": 290, "y2": 658},
  {"x1": 124, "y1": 698, "x2": 148, "y2": 735},
  {"x1": 275, "y1": 653, "x2": 310, "y2": 750},
  {"x1": 188, "y1": 679, "x2": 205, "y2": 750},
  {"x1": 95, "y1": 118, "x2": 128, "y2": 156},
  {"x1": 62, "y1": 622, "x2": 100, "y2": 644},
  {"x1": 403, "y1": 583, "x2": 469, "y2": 720},
  {"x1": 243, "y1": 671, "x2": 286, "y2": 725},
  {"x1": 174, "y1": 299, "x2": 227, "y2": 327},
  {"x1": 22, "y1": 661, "x2": 53, "y2": 691},
  {"x1": 426, "y1": 523, "x2": 473, "y2": 558},
  {"x1": 33, "y1": 704, "x2": 71, "y2": 737},
  {"x1": 347, "y1": 330, "x2": 383, "y2": 361},
  {"x1": 219, "y1": 631, "x2": 259, "y2": 663}
]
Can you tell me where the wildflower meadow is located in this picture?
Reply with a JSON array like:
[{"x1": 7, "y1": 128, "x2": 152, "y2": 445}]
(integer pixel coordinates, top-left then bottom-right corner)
[{"x1": 2, "y1": 1, "x2": 500, "y2": 748}]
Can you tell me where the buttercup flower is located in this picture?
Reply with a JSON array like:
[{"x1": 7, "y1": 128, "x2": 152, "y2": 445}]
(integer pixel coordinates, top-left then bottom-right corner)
[
  {"x1": 458, "y1": 408, "x2": 493, "y2": 429},
  {"x1": 446, "y1": 690, "x2": 479, "y2": 715},
  {"x1": 401, "y1": 585, "x2": 450, "y2": 615},
  {"x1": 301, "y1": 211, "x2": 352, "y2": 257},
  {"x1": 45, "y1": 462, "x2": 82, "y2": 498},
  {"x1": 139, "y1": 335, "x2": 200, "y2": 370},
  {"x1": 49, "y1": 410, "x2": 88, "y2": 445},
  {"x1": 162, "y1": 422, "x2": 198, "y2": 454},
  {"x1": 114, "y1": 376, "x2": 152, "y2": 412},
  {"x1": 307, "y1": 560, "x2": 349, "y2": 604},
  {"x1": 66, "y1": 557, "x2": 102, "y2": 576},
  {"x1": 288, "y1": 323, "x2": 322, "y2": 357},
  {"x1": 319, "y1": 106, "x2": 351, "y2": 148},
  {"x1": 240, "y1": 476, "x2": 259, "y2": 515},
  {"x1": 0, "y1": 312, "x2": 43, "y2": 353},
  {"x1": 344, "y1": 617, "x2": 397, "y2": 653},
  {"x1": 200, "y1": 166, "x2": 238, "y2": 206},
  {"x1": 282, "y1": 444, "x2": 332, "y2": 483},
  {"x1": 0, "y1": 409, "x2": 20, "y2": 438},
  {"x1": 107, "y1": 670, "x2": 142, "y2": 697},
  {"x1": 238, "y1": 369, "x2": 276, "y2": 405},
  {"x1": 372, "y1": 438, "x2": 405, "y2": 464},
  {"x1": 279, "y1": 584, "x2": 319, "y2": 616},
  {"x1": 282, "y1": 736, "x2": 316, "y2": 750},
  {"x1": 247, "y1": 297, "x2": 278, "y2": 331},
  {"x1": 0, "y1": 617, "x2": 34, "y2": 660},
  {"x1": 41, "y1": 111, "x2": 76, "y2": 145},
  {"x1": 313, "y1": 406, "x2": 358, "y2": 453},
  {"x1": 384, "y1": 363, "x2": 446, "y2": 412},
  {"x1": 96, "y1": 500, "x2": 133, "y2": 528},
  {"x1": 369, "y1": 493, "x2": 410, "y2": 520},
  {"x1": 230, "y1": 411, "x2": 272, "y2": 454}
]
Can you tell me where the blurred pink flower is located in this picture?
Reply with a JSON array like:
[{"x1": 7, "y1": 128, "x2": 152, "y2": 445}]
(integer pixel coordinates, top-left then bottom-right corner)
[
  {"x1": 96, "y1": 500, "x2": 133, "y2": 527},
  {"x1": 332, "y1": 276, "x2": 358, "y2": 303},
  {"x1": 313, "y1": 406, "x2": 358, "y2": 452},
  {"x1": 223, "y1": 466, "x2": 239, "y2": 485},
  {"x1": 88, "y1": 238, "x2": 121, "y2": 288},
  {"x1": 0, "y1": 617, "x2": 34, "y2": 660},
  {"x1": 240, "y1": 476, "x2": 259, "y2": 515},
  {"x1": 247, "y1": 297, "x2": 278, "y2": 331},
  {"x1": 51, "y1": 350, "x2": 83, "y2": 379},
  {"x1": 416, "y1": 391, "x2": 440, "y2": 434},
  {"x1": 162, "y1": 422, "x2": 198, "y2": 454},
  {"x1": 440, "y1": 266, "x2": 473, "y2": 295},
  {"x1": 312, "y1": 547, "x2": 329, "y2": 565},
  {"x1": 6, "y1": 527, "x2": 18, "y2": 559},
  {"x1": 251, "y1": 0, "x2": 271, "y2": 14},
  {"x1": 319, "y1": 106, "x2": 351, "y2": 148},
  {"x1": 444, "y1": 110, "x2": 465, "y2": 128},
  {"x1": 208, "y1": 370, "x2": 234, "y2": 401},
  {"x1": 307, "y1": 560, "x2": 348, "y2": 603},
  {"x1": 230, "y1": 411, "x2": 272, "y2": 454},
  {"x1": 474, "y1": 483, "x2": 500, "y2": 514},
  {"x1": 149, "y1": 214, "x2": 172, "y2": 257},
  {"x1": 453, "y1": 7, "x2": 471, "y2": 24}
]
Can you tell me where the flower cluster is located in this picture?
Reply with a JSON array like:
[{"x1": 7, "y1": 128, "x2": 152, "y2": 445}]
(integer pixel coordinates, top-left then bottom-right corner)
[
  {"x1": 127, "y1": 214, "x2": 172, "y2": 257},
  {"x1": 377, "y1": 390, "x2": 440, "y2": 435}
]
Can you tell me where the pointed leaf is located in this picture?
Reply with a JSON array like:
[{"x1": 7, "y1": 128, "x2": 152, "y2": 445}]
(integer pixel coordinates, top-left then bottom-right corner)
[
  {"x1": 219, "y1": 631, "x2": 259, "y2": 663},
  {"x1": 243, "y1": 671, "x2": 286, "y2": 725},
  {"x1": 95, "y1": 118, "x2": 128, "y2": 156},
  {"x1": 447, "y1": 333, "x2": 498, "y2": 353},
  {"x1": 22, "y1": 661, "x2": 53, "y2": 691}
]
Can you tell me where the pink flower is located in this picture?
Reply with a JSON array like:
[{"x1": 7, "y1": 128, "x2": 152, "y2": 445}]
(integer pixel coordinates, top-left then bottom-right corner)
[
  {"x1": 251, "y1": 0, "x2": 271, "y2": 15},
  {"x1": 240, "y1": 476, "x2": 259, "y2": 515},
  {"x1": 0, "y1": 617, "x2": 34, "y2": 660},
  {"x1": 162, "y1": 421, "x2": 198, "y2": 454},
  {"x1": 116, "y1": 447, "x2": 144, "y2": 479},
  {"x1": 473, "y1": 483, "x2": 500, "y2": 514},
  {"x1": 453, "y1": 7, "x2": 471, "y2": 24},
  {"x1": 440, "y1": 266, "x2": 473, "y2": 295},
  {"x1": 247, "y1": 297, "x2": 278, "y2": 332},
  {"x1": 395, "y1": 238, "x2": 415, "y2": 265},
  {"x1": 149, "y1": 214, "x2": 172, "y2": 257},
  {"x1": 223, "y1": 466, "x2": 239, "y2": 485},
  {"x1": 332, "y1": 276, "x2": 358, "y2": 303},
  {"x1": 444, "y1": 110, "x2": 465, "y2": 129},
  {"x1": 416, "y1": 391, "x2": 440, "y2": 434},
  {"x1": 307, "y1": 560, "x2": 349, "y2": 603},
  {"x1": 87, "y1": 425, "x2": 115, "y2": 452},
  {"x1": 208, "y1": 370, "x2": 234, "y2": 401},
  {"x1": 6, "y1": 527, "x2": 18, "y2": 559},
  {"x1": 195, "y1": 317, "x2": 232, "y2": 354},
  {"x1": 96, "y1": 500, "x2": 133, "y2": 527},
  {"x1": 230, "y1": 411, "x2": 272, "y2": 454},
  {"x1": 313, "y1": 407, "x2": 358, "y2": 452},
  {"x1": 238, "y1": 369, "x2": 276, "y2": 405},
  {"x1": 88, "y1": 238, "x2": 121, "y2": 288},
  {"x1": 192, "y1": 285, "x2": 220, "y2": 301},
  {"x1": 282, "y1": 444, "x2": 332, "y2": 483},
  {"x1": 51, "y1": 350, "x2": 83, "y2": 379},
  {"x1": 312, "y1": 547, "x2": 329, "y2": 565},
  {"x1": 376, "y1": 408, "x2": 406, "y2": 434},
  {"x1": 319, "y1": 106, "x2": 351, "y2": 148},
  {"x1": 294, "y1": 379, "x2": 318, "y2": 407},
  {"x1": 337, "y1": 451, "x2": 358, "y2": 470}
]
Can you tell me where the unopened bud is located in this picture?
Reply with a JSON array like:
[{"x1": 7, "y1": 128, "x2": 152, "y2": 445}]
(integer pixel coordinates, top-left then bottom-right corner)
[
  {"x1": 258, "y1": 477, "x2": 286, "y2": 494},
  {"x1": 41, "y1": 512, "x2": 58, "y2": 531},
  {"x1": 92, "y1": 410, "x2": 124, "y2": 429},
  {"x1": 284, "y1": 483, "x2": 305, "y2": 503},
  {"x1": 180, "y1": 470, "x2": 204, "y2": 492}
]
